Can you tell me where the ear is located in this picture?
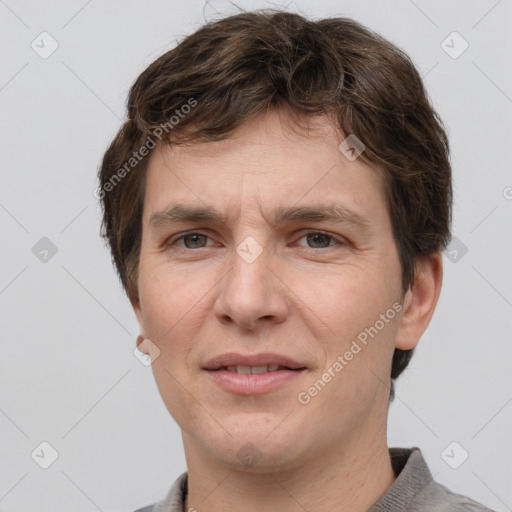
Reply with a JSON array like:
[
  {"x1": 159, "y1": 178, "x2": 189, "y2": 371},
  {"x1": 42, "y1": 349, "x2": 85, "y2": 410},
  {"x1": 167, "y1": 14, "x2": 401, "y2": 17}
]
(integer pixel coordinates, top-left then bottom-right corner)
[
  {"x1": 132, "y1": 298, "x2": 149, "y2": 355},
  {"x1": 395, "y1": 252, "x2": 443, "y2": 350}
]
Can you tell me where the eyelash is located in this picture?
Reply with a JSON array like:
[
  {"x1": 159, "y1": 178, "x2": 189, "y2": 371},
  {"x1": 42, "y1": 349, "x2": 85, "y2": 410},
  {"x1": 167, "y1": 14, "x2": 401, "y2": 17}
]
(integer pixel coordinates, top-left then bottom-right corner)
[{"x1": 165, "y1": 230, "x2": 345, "y2": 251}]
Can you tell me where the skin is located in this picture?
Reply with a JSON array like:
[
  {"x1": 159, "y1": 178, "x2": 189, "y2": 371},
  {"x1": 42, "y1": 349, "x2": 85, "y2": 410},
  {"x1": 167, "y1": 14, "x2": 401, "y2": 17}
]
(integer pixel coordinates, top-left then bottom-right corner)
[{"x1": 133, "y1": 108, "x2": 443, "y2": 512}]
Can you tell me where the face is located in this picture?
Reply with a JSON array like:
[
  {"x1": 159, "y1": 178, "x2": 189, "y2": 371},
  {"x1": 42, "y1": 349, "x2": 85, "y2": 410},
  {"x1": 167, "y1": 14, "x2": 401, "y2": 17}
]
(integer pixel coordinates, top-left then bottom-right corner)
[{"x1": 134, "y1": 109, "x2": 412, "y2": 472}]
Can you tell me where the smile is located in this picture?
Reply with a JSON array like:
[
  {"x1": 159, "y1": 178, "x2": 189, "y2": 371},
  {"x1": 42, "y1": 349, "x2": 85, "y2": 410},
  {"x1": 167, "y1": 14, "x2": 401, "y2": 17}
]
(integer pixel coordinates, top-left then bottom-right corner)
[
  {"x1": 205, "y1": 366, "x2": 306, "y2": 395},
  {"x1": 219, "y1": 364, "x2": 294, "y2": 374}
]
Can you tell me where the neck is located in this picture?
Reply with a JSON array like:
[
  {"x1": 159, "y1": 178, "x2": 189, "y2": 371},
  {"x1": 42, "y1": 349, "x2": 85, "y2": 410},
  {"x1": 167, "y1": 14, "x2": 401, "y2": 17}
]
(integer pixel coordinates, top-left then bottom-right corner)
[{"x1": 182, "y1": 422, "x2": 396, "y2": 512}]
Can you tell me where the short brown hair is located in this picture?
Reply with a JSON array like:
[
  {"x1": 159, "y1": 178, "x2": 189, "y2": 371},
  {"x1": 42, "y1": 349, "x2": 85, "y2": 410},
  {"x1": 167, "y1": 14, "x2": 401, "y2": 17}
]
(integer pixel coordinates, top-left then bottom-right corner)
[{"x1": 98, "y1": 9, "x2": 452, "y2": 401}]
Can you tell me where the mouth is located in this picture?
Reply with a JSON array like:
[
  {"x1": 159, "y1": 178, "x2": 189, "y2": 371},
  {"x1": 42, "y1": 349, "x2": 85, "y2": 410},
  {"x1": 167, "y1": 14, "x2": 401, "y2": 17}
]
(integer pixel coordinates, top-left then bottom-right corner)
[
  {"x1": 202, "y1": 352, "x2": 306, "y2": 371},
  {"x1": 202, "y1": 353, "x2": 307, "y2": 395},
  {"x1": 212, "y1": 364, "x2": 304, "y2": 374}
]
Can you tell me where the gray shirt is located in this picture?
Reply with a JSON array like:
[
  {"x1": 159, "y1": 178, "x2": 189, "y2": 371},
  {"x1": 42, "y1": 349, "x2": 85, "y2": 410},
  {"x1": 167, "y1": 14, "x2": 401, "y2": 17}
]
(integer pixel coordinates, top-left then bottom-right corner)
[{"x1": 133, "y1": 447, "x2": 495, "y2": 511}]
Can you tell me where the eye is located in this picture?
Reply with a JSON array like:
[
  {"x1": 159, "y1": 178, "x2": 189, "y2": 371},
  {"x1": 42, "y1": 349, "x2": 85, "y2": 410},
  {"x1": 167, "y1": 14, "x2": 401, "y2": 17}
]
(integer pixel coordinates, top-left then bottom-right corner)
[
  {"x1": 167, "y1": 232, "x2": 213, "y2": 250},
  {"x1": 296, "y1": 231, "x2": 344, "y2": 249},
  {"x1": 165, "y1": 230, "x2": 345, "y2": 251}
]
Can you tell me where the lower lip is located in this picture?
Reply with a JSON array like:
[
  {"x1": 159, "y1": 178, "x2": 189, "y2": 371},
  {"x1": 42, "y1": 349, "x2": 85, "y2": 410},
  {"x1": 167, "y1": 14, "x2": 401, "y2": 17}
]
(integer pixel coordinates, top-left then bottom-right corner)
[{"x1": 206, "y1": 369, "x2": 305, "y2": 395}]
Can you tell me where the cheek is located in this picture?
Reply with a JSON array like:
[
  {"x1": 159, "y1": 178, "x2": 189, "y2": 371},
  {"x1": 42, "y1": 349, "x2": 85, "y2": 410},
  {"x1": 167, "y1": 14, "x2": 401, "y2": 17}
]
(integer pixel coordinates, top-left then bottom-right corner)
[
  {"x1": 293, "y1": 258, "x2": 399, "y2": 339},
  {"x1": 150, "y1": 358, "x2": 201, "y2": 435},
  {"x1": 298, "y1": 259, "x2": 400, "y2": 387},
  {"x1": 139, "y1": 273, "x2": 203, "y2": 429},
  {"x1": 137, "y1": 260, "x2": 210, "y2": 341}
]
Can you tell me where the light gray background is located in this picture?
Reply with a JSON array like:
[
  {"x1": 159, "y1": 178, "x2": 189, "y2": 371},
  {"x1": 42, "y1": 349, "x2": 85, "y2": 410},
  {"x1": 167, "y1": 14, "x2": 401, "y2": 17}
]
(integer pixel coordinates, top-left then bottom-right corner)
[{"x1": 1, "y1": 1, "x2": 511, "y2": 511}]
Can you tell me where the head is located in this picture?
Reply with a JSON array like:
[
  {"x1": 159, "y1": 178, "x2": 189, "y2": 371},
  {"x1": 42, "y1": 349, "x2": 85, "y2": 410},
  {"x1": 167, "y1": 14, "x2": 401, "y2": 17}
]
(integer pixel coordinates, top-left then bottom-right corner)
[{"x1": 98, "y1": 10, "x2": 451, "y2": 469}]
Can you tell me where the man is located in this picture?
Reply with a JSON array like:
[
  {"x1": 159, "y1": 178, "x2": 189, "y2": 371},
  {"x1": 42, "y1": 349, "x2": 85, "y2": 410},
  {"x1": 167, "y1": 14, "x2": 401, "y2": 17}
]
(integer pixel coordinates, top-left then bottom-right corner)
[{"x1": 98, "y1": 10, "x2": 494, "y2": 512}]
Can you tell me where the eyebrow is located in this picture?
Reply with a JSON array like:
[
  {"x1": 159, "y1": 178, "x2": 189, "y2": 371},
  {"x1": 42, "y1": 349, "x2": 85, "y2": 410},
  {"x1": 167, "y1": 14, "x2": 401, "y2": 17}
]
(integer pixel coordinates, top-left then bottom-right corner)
[{"x1": 148, "y1": 202, "x2": 371, "y2": 232}]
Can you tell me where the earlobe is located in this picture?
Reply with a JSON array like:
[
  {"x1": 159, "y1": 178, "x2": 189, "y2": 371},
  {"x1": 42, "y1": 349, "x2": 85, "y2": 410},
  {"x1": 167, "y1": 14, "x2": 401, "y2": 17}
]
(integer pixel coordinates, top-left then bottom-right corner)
[
  {"x1": 395, "y1": 252, "x2": 443, "y2": 351},
  {"x1": 132, "y1": 299, "x2": 148, "y2": 354},
  {"x1": 136, "y1": 334, "x2": 150, "y2": 354}
]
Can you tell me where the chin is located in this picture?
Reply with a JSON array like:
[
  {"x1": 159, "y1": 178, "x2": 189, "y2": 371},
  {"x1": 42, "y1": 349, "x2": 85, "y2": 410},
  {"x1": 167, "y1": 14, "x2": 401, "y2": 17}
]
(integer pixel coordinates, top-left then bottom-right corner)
[{"x1": 190, "y1": 418, "x2": 310, "y2": 473}]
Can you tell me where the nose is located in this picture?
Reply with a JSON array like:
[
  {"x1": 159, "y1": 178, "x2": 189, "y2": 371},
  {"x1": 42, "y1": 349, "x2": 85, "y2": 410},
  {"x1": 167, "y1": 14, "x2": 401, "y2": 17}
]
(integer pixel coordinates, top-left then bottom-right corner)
[{"x1": 213, "y1": 240, "x2": 289, "y2": 331}]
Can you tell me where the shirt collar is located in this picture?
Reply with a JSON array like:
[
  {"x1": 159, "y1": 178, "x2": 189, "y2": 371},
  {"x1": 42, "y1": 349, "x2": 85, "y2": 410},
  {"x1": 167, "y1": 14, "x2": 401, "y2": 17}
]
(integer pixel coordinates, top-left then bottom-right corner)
[
  {"x1": 154, "y1": 447, "x2": 431, "y2": 511},
  {"x1": 368, "y1": 447, "x2": 435, "y2": 511}
]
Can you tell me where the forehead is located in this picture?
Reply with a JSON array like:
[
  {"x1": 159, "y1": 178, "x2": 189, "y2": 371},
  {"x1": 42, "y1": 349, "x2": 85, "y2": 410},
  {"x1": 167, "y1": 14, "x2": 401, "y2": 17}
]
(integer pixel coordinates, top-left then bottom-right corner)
[{"x1": 143, "y1": 109, "x2": 388, "y2": 228}]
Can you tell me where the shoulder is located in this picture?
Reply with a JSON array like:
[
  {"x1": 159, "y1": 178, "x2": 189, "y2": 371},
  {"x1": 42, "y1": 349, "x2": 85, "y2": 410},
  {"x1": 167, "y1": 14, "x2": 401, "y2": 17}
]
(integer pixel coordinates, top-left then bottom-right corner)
[
  {"x1": 131, "y1": 471, "x2": 188, "y2": 512},
  {"x1": 412, "y1": 478, "x2": 495, "y2": 511},
  {"x1": 380, "y1": 447, "x2": 495, "y2": 512}
]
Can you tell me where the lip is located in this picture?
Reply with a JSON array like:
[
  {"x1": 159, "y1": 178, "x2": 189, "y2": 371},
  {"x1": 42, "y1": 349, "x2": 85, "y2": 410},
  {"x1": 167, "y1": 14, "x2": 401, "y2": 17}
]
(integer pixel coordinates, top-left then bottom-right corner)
[
  {"x1": 202, "y1": 352, "x2": 306, "y2": 371},
  {"x1": 202, "y1": 352, "x2": 307, "y2": 396}
]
